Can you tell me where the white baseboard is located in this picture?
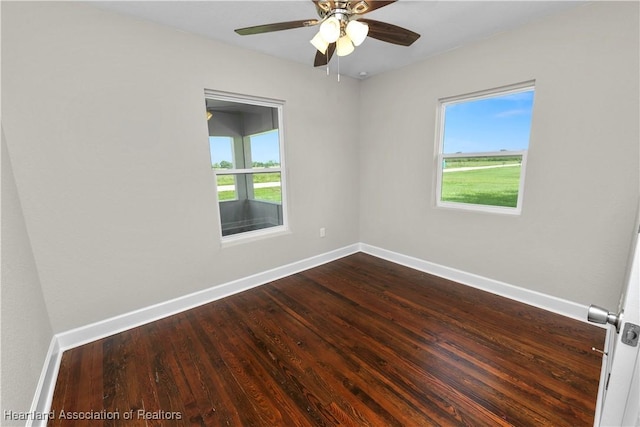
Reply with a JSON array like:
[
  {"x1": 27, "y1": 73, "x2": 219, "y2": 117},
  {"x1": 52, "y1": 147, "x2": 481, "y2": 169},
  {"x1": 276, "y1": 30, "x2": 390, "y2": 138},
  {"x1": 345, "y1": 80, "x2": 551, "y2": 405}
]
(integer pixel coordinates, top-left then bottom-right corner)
[
  {"x1": 32, "y1": 242, "x2": 590, "y2": 422},
  {"x1": 28, "y1": 337, "x2": 61, "y2": 427},
  {"x1": 359, "y1": 243, "x2": 589, "y2": 322},
  {"x1": 29, "y1": 244, "x2": 359, "y2": 423},
  {"x1": 56, "y1": 243, "x2": 361, "y2": 351}
]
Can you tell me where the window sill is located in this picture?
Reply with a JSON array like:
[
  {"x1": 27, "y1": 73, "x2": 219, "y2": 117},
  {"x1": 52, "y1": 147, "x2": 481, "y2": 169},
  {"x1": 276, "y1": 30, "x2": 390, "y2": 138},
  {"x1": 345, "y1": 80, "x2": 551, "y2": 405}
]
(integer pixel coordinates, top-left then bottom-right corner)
[
  {"x1": 220, "y1": 225, "x2": 291, "y2": 247},
  {"x1": 437, "y1": 201, "x2": 522, "y2": 216}
]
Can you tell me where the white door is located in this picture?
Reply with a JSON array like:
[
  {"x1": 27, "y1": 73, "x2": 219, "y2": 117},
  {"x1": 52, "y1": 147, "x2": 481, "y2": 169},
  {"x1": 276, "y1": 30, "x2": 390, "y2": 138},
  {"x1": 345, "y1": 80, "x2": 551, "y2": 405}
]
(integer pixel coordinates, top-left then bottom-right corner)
[{"x1": 590, "y1": 215, "x2": 640, "y2": 427}]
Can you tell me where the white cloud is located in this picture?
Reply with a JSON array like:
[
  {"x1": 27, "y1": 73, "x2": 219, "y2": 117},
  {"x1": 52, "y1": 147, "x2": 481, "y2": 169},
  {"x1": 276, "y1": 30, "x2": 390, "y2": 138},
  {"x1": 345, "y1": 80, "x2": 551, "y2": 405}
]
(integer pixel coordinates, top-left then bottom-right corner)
[{"x1": 494, "y1": 108, "x2": 530, "y2": 118}]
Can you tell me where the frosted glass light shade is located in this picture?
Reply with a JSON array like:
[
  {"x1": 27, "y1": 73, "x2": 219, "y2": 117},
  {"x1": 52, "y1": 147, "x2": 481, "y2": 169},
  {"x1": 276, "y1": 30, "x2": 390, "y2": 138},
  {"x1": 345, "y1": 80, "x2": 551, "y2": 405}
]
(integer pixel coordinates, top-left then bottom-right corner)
[
  {"x1": 346, "y1": 20, "x2": 369, "y2": 46},
  {"x1": 336, "y1": 35, "x2": 354, "y2": 57},
  {"x1": 319, "y1": 16, "x2": 341, "y2": 43},
  {"x1": 310, "y1": 32, "x2": 329, "y2": 54}
]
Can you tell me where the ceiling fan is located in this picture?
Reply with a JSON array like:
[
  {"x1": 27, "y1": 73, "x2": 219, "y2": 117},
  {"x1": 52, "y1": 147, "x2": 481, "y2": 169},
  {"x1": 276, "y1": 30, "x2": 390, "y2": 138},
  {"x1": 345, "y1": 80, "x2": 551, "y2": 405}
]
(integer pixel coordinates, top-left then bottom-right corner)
[{"x1": 234, "y1": 0, "x2": 420, "y2": 67}]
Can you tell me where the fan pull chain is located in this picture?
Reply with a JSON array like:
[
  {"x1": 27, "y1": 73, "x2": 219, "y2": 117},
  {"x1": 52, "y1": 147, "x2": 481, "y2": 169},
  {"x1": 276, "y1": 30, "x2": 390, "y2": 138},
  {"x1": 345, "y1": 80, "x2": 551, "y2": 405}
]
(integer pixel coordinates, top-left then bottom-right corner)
[
  {"x1": 325, "y1": 48, "x2": 330, "y2": 76},
  {"x1": 337, "y1": 54, "x2": 341, "y2": 82}
]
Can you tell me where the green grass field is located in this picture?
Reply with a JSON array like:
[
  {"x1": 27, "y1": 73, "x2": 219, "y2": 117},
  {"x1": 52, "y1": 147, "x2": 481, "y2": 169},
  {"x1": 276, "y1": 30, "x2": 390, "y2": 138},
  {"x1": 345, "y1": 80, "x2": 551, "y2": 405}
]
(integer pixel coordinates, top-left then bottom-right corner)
[
  {"x1": 216, "y1": 172, "x2": 281, "y2": 203},
  {"x1": 214, "y1": 164, "x2": 521, "y2": 208},
  {"x1": 217, "y1": 187, "x2": 281, "y2": 202},
  {"x1": 215, "y1": 173, "x2": 279, "y2": 185},
  {"x1": 444, "y1": 157, "x2": 521, "y2": 169},
  {"x1": 441, "y1": 165, "x2": 521, "y2": 207}
]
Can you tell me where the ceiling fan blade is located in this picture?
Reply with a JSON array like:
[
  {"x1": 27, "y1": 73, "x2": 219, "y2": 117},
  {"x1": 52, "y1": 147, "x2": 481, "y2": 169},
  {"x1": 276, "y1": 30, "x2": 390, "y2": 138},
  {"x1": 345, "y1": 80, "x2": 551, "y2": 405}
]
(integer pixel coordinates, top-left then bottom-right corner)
[
  {"x1": 235, "y1": 19, "x2": 319, "y2": 36},
  {"x1": 314, "y1": 43, "x2": 336, "y2": 67},
  {"x1": 355, "y1": 1, "x2": 397, "y2": 14},
  {"x1": 359, "y1": 19, "x2": 420, "y2": 46}
]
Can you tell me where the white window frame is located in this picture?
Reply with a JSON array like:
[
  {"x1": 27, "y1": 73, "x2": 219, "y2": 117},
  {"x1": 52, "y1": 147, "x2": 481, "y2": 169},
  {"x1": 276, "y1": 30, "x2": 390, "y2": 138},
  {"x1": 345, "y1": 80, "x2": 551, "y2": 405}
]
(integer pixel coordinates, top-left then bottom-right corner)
[
  {"x1": 205, "y1": 90, "x2": 289, "y2": 244},
  {"x1": 434, "y1": 81, "x2": 534, "y2": 215}
]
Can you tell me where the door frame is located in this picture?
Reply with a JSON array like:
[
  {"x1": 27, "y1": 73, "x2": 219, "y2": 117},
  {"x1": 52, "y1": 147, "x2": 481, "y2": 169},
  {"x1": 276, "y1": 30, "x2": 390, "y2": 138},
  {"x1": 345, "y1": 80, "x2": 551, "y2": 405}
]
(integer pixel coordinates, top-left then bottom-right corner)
[{"x1": 593, "y1": 221, "x2": 640, "y2": 426}]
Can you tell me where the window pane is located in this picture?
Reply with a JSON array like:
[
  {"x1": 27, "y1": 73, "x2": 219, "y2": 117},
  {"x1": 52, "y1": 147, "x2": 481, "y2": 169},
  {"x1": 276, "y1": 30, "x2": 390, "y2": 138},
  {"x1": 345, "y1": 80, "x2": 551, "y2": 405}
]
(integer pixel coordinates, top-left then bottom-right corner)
[
  {"x1": 209, "y1": 136, "x2": 234, "y2": 169},
  {"x1": 216, "y1": 174, "x2": 236, "y2": 201},
  {"x1": 438, "y1": 86, "x2": 534, "y2": 212},
  {"x1": 252, "y1": 172, "x2": 281, "y2": 203},
  {"x1": 441, "y1": 155, "x2": 523, "y2": 208},
  {"x1": 205, "y1": 93, "x2": 286, "y2": 238},
  {"x1": 442, "y1": 90, "x2": 534, "y2": 154},
  {"x1": 249, "y1": 130, "x2": 280, "y2": 168},
  {"x1": 218, "y1": 172, "x2": 283, "y2": 237}
]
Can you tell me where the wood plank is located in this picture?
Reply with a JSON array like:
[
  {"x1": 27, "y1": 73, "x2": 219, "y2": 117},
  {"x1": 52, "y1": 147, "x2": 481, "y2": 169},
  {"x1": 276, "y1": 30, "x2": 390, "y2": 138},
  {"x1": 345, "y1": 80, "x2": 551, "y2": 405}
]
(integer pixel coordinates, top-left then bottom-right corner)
[{"x1": 48, "y1": 253, "x2": 605, "y2": 426}]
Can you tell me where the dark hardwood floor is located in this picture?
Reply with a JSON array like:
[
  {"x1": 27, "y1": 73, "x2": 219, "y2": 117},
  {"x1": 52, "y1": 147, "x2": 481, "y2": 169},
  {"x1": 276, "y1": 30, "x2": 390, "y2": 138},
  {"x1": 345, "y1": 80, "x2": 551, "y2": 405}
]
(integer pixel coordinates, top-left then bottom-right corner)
[{"x1": 49, "y1": 253, "x2": 606, "y2": 426}]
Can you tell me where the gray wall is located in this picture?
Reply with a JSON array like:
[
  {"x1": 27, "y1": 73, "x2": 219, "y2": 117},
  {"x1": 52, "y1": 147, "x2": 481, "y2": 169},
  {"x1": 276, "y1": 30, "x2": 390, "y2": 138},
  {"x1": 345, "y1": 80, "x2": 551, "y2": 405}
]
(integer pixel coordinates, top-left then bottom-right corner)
[
  {"x1": 1, "y1": 129, "x2": 54, "y2": 419},
  {"x1": 1, "y1": 1, "x2": 361, "y2": 334},
  {"x1": 358, "y1": 2, "x2": 639, "y2": 309},
  {"x1": 2, "y1": 0, "x2": 639, "y2": 415}
]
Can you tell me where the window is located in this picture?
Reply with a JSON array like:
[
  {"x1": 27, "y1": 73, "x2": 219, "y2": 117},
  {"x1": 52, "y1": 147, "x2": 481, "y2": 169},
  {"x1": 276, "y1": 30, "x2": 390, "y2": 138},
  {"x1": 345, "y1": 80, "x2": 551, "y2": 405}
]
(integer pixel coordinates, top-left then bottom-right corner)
[
  {"x1": 435, "y1": 82, "x2": 535, "y2": 214},
  {"x1": 205, "y1": 91, "x2": 287, "y2": 239}
]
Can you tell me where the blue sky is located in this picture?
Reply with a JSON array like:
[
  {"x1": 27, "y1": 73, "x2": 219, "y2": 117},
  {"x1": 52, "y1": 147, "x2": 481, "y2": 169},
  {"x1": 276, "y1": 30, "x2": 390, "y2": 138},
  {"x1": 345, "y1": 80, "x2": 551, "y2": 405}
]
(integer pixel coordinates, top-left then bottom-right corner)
[
  {"x1": 442, "y1": 90, "x2": 535, "y2": 154},
  {"x1": 210, "y1": 130, "x2": 280, "y2": 166},
  {"x1": 249, "y1": 131, "x2": 280, "y2": 163},
  {"x1": 209, "y1": 137, "x2": 233, "y2": 166},
  {"x1": 210, "y1": 91, "x2": 534, "y2": 163}
]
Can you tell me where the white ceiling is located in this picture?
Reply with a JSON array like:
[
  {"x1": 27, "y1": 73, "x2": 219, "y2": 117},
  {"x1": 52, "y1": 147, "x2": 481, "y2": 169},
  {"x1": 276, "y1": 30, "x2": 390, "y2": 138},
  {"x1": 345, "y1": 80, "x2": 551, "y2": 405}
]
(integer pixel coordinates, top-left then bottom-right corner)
[{"x1": 91, "y1": 1, "x2": 586, "y2": 79}]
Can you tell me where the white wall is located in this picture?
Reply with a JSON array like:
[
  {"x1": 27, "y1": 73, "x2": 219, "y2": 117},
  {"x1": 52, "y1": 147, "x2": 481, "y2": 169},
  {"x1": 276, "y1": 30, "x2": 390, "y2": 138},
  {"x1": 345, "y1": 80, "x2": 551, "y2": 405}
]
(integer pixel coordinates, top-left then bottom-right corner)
[
  {"x1": 1, "y1": 1, "x2": 361, "y2": 333},
  {"x1": 359, "y1": 2, "x2": 639, "y2": 310},
  {"x1": 1, "y1": 128, "x2": 54, "y2": 418}
]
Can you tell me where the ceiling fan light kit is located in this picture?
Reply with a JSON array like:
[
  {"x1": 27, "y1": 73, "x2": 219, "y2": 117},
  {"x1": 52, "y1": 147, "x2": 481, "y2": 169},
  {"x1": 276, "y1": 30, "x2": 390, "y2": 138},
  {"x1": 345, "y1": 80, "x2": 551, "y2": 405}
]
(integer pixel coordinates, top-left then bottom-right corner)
[
  {"x1": 346, "y1": 19, "x2": 368, "y2": 46},
  {"x1": 319, "y1": 16, "x2": 341, "y2": 43},
  {"x1": 234, "y1": 0, "x2": 420, "y2": 70},
  {"x1": 311, "y1": 9, "x2": 367, "y2": 58},
  {"x1": 336, "y1": 34, "x2": 355, "y2": 57},
  {"x1": 310, "y1": 32, "x2": 330, "y2": 54}
]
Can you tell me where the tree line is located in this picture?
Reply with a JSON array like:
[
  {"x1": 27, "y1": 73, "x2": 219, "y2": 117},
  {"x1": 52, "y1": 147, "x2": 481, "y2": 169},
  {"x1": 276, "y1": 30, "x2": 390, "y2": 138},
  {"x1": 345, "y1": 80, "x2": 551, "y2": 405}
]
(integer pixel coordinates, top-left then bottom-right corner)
[{"x1": 212, "y1": 160, "x2": 280, "y2": 169}]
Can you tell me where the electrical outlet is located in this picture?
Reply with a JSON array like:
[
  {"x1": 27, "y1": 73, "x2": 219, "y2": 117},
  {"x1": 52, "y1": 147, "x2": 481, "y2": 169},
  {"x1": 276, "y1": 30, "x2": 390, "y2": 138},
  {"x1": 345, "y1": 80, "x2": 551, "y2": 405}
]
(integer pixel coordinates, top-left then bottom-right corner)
[{"x1": 319, "y1": 227, "x2": 326, "y2": 238}]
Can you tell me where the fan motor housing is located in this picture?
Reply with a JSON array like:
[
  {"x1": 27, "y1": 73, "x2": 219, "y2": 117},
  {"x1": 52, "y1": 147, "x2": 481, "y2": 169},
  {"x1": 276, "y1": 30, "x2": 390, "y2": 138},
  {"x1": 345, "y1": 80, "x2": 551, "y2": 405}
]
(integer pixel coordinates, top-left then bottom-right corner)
[{"x1": 316, "y1": 1, "x2": 370, "y2": 18}]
